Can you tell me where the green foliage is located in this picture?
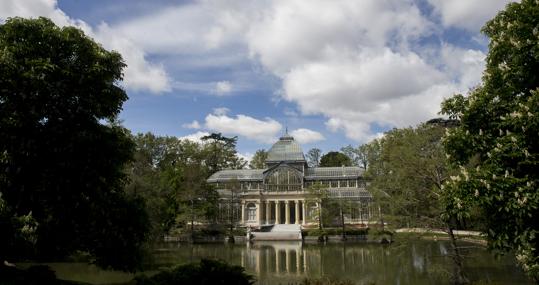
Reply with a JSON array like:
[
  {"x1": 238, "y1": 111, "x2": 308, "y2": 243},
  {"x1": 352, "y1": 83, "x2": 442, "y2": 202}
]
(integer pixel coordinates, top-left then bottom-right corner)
[
  {"x1": 201, "y1": 133, "x2": 246, "y2": 173},
  {"x1": 340, "y1": 145, "x2": 360, "y2": 166},
  {"x1": 440, "y1": 0, "x2": 539, "y2": 279},
  {"x1": 302, "y1": 228, "x2": 369, "y2": 237},
  {"x1": 0, "y1": 17, "x2": 149, "y2": 270},
  {"x1": 126, "y1": 132, "x2": 247, "y2": 238},
  {"x1": 368, "y1": 229, "x2": 395, "y2": 238},
  {"x1": 301, "y1": 277, "x2": 355, "y2": 285},
  {"x1": 320, "y1": 151, "x2": 352, "y2": 167},
  {"x1": 365, "y1": 123, "x2": 453, "y2": 229},
  {"x1": 0, "y1": 265, "x2": 61, "y2": 285},
  {"x1": 305, "y1": 184, "x2": 330, "y2": 229},
  {"x1": 135, "y1": 259, "x2": 255, "y2": 285},
  {"x1": 248, "y1": 149, "x2": 268, "y2": 169}
]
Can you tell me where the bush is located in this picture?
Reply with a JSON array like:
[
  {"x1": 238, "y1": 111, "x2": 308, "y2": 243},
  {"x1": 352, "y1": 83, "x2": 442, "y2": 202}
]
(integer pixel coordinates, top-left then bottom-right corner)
[
  {"x1": 302, "y1": 228, "x2": 369, "y2": 237},
  {"x1": 135, "y1": 259, "x2": 255, "y2": 285},
  {"x1": 301, "y1": 277, "x2": 356, "y2": 285},
  {"x1": 0, "y1": 265, "x2": 62, "y2": 285}
]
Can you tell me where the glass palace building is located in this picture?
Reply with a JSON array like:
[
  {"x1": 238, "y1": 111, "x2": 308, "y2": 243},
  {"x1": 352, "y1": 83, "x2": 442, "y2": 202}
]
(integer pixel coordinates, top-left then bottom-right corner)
[{"x1": 207, "y1": 133, "x2": 374, "y2": 227}]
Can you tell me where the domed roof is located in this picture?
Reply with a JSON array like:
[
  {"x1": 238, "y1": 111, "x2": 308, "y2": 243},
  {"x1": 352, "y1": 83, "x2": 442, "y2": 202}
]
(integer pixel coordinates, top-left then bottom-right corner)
[{"x1": 266, "y1": 134, "x2": 306, "y2": 162}]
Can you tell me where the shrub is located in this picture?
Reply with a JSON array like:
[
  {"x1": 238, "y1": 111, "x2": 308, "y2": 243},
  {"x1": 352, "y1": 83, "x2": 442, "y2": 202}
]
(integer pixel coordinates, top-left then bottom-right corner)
[
  {"x1": 0, "y1": 265, "x2": 60, "y2": 285},
  {"x1": 301, "y1": 277, "x2": 356, "y2": 285},
  {"x1": 302, "y1": 228, "x2": 369, "y2": 237},
  {"x1": 135, "y1": 259, "x2": 255, "y2": 285}
]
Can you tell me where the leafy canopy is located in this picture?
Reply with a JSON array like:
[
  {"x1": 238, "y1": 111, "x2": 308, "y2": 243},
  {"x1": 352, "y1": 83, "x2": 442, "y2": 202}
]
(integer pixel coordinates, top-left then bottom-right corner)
[
  {"x1": 249, "y1": 149, "x2": 268, "y2": 169},
  {"x1": 441, "y1": 0, "x2": 539, "y2": 278},
  {"x1": 319, "y1": 151, "x2": 352, "y2": 167},
  {"x1": 0, "y1": 17, "x2": 148, "y2": 270},
  {"x1": 366, "y1": 122, "x2": 455, "y2": 228}
]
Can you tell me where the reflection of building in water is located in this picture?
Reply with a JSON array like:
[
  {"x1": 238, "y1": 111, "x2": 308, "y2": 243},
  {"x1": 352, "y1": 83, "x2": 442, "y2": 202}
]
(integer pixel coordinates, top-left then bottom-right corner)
[
  {"x1": 242, "y1": 241, "x2": 307, "y2": 277},
  {"x1": 238, "y1": 242, "x2": 392, "y2": 280},
  {"x1": 208, "y1": 133, "x2": 375, "y2": 227}
]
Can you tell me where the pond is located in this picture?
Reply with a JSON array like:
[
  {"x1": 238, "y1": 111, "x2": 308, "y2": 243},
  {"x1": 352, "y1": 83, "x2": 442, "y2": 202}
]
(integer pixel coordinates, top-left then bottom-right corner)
[{"x1": 38, "y1": 240, "x2": 532, "y2": 285}]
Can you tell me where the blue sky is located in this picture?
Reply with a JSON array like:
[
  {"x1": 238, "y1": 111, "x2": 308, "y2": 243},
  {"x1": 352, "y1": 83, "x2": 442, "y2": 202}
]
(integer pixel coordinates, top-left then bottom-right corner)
[{"x1": 0, "y1": 0, "x2": 513, "y2": 161}]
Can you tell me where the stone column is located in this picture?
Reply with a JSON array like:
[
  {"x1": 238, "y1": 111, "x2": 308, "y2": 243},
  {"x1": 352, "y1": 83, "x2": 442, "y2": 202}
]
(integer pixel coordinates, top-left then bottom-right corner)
[
  {"x1": 256, "y1": 202, "x2": 262, "y2": 225},
  {"x1": 266, "y1": 201, "x2": 271, "y2": 224},
  {"x1": 285, "y1": 200, "x2": 290, "y2": 224},
  {"x1": 275, "y1": 201, "x2": 281, "y2": 224},
  {"x1": 295, "y1": 200, "x2": 300, "y2": 224},
  {"x1": 241, "y1": 202, "x2": 245, "y2": 224},
  {"x1": 302, "y1": 201, "x2": 306, "y2": 225}
]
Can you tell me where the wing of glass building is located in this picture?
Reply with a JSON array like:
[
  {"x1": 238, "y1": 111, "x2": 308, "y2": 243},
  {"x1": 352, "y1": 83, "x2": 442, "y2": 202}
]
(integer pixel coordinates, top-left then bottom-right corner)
[{"x1": 207, "y1": 133, "x2": 375, "y2": 227}]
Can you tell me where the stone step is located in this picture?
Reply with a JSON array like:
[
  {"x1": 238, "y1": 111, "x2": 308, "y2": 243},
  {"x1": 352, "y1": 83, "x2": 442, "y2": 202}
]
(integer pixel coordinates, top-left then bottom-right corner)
[
  {"x1": 251, "y1": 232, "x2": 302, "y2": 241},
  {"x1": 270, "y1": 224, "x2": 301, "y2": 232}
]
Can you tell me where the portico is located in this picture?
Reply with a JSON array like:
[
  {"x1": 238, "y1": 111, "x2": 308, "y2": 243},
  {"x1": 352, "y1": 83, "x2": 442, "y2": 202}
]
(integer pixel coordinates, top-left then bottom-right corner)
[{"x1": 242, "y1": 199, "x2": 307, "y2": 225}]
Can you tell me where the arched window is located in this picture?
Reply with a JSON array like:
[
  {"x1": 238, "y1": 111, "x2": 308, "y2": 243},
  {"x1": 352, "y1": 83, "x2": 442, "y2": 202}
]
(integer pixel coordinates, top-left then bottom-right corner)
[
  {"x1": 264, "y1": 167, "x2": 303, "y2": 192},
  {"x1": 246, "y1": 203, "x2": 256, "y2": 221}
]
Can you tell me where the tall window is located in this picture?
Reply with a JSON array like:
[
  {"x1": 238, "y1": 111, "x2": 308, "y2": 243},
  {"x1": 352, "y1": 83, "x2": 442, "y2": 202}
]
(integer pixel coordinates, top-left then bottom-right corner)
[
  {"x1": 265, "y1": 167, "x2": 303, "y2": 192},
  {"x1": 247, "y1": 203, "x2": 256, "y2": 221}
]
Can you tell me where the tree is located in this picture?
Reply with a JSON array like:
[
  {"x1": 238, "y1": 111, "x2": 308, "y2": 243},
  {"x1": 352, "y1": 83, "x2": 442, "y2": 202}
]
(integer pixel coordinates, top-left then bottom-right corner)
[
  {"x1": 357, "y1": 144, "x2": 371, "y2": 170},
  {"x1": 222, "y1": 178, "x2": 242, "y2": 237},
  {"x1": 441, "y1": 0, "x2": 539, "y2": 279},
  {"x1": 127, "y1": 133, "x2": 222, "y2": 237},
  {"x1": 366, "y1": 122, "x2": 473, "y2": 283},
  {"x1": 201, "y1": 133, "x2": 246, "y2": 174},
  {"x1": 320, "y1": 151, "x2": 352, "y2": 167},
  {"x1": 366, "y1": 123, "x2": 453, "y2": 229},
  {"x1": 249, "y1": 149, "x2": 268, "y2": 169},
  {"x1": 0, "y1": 18, "x2": 148, "y2": 270},
  {"x1": 305, "y1": 184, "x2": 330, "y2": 230},
  {"x1": 341, "y1": 145, "x2": 360, "y2": 166},
  {"x1": 306, "y1": 148, "x2": 322, "y2": 167}
]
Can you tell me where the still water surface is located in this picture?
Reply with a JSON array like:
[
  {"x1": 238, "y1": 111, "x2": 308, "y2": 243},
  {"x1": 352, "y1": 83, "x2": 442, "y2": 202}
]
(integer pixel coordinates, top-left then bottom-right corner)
[{"x1": 46, "y1": 240, "x2": 532, "y2": 285}]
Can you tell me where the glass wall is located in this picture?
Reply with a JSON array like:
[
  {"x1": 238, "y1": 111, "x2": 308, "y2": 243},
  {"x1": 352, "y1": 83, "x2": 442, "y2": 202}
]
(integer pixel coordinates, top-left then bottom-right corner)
[{"x1": 264, "y1": 167, "x2": 303, "y2": 192}]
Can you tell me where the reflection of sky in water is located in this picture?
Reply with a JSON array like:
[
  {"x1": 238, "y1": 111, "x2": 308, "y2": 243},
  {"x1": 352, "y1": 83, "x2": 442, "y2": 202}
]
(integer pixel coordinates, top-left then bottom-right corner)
[
  {"x1": 439, "y1": 243, "x2": 448, "y2": 255},
  {"x1": 412, "y1": 244, "x2": 425, "y2": 272}
]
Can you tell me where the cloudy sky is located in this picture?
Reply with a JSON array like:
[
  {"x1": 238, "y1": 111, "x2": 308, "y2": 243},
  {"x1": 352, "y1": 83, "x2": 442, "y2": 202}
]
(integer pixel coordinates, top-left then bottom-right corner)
[{"x1": 0, "y1": 0, "x2": 513, "y2": 160}]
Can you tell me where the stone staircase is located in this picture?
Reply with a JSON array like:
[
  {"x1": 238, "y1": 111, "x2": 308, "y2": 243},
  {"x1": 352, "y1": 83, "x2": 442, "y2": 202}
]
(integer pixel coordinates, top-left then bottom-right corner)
[{"x1": 251, "y1": 224, "x2": 302, "y2": 241}]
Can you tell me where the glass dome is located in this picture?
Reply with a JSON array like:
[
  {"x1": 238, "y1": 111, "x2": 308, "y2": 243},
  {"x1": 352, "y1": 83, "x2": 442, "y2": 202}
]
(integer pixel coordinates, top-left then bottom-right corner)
[{"x1": 266, "y1": 134, "x2": 306, "y2": 163}]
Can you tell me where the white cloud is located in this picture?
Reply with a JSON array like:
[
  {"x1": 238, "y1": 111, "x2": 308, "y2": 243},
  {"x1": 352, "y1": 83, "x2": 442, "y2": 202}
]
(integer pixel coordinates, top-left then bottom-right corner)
[
  {"x1": 95, "y1": 23, "x2": 171, "y2": 93},
  {"x1": 205, "y1": 113, "x2": 282, "y2": 143},
  {"x1": 111, "y1": 1, "x2": 258, "y2": 55},
  {"x1": 246, "y1": 0, "x2": 432, "y2": 75},
  {"x1": 182, "y1": 120, "x2": 201, "y2": 129},
  {"x1": 178, "y1": 131, "x2": 210, "y2": 143},
  {"x1": 427, "y1": 0, "x2": 514, "y2": 32},
  {"x1": 289, "y1": 128, "x2": 325, "y2": 144},
  {"x1": 212, "y1": 107, "x2": 230, "y2": 116},
  {"x1": 0, "y1": 0, "x2": 170, "y2": 93},
  {"x1": 0, "y1": 0, "x2": 89, "y2": 29},
  {"x1": 440, "y1": 44, "x2": 486, "y2": 88},
  {"x1": 242, "y1": 0, "x2": 488, "y2": 142},
  {"x1": 214, "y1": 81, "x2": 233, "y2": 95}
]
